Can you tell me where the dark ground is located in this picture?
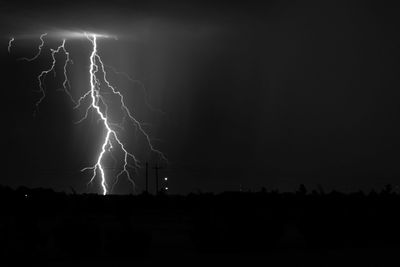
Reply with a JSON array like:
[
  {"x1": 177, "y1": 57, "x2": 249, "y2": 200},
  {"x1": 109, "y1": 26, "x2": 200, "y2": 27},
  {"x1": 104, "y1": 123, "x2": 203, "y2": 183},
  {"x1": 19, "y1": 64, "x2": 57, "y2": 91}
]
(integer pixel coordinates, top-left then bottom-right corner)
[{"x1": 1, "y1": 185, "x2": 400, "y2": 266}]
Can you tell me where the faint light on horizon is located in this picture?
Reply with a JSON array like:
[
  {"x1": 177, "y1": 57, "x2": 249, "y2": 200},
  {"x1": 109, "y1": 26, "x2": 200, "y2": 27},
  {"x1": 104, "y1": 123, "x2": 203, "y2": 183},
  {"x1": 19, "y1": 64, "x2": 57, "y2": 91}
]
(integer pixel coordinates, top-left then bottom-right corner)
[{"x1": 11, "y1": 30, "x2": 116, "y2": 41}]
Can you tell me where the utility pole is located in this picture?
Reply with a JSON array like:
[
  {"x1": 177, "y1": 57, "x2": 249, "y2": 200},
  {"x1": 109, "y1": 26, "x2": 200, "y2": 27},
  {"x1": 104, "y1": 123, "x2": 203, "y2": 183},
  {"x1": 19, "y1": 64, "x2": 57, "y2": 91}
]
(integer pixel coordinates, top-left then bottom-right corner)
[
  {"x1": 145, "y1": 162, "x2": 149, "y2": 194},
  {"x1": 153, "y1": 162, "x2": 163, "y2": 194}
]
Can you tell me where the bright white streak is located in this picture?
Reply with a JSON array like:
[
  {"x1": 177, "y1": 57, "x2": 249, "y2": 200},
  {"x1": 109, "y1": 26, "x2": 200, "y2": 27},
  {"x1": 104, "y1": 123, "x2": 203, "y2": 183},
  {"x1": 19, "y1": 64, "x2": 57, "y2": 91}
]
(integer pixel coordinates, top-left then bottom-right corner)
[
  {"x1": 81, "y1": 33, "x2": 145, "y2": 195},
  {"x1": 8, "y1": 37, "x2": 14, "y2": 53}
]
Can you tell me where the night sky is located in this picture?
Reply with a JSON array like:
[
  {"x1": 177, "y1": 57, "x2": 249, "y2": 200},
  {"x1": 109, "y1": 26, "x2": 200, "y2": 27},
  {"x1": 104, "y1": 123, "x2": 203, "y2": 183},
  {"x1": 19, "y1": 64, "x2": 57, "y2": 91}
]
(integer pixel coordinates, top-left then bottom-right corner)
[{"x1": 1, "y1": 0, "x2": 400, "y2": 194}]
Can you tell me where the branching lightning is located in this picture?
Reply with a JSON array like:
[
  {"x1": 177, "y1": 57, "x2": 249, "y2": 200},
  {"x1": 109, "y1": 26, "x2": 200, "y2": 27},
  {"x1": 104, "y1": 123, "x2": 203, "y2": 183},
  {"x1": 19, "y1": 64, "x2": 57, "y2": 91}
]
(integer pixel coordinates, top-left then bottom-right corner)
[
  {"x1": 20, "y1": 33, "x2": 47, "y2": 61},
  {"x1": 9, "y1": 31, "x2": 166, "y2": 195},
  {"x1": 104, "y1": 64, "x2": 165, "y2": 115},
  {"x1": 36, "y1": 38, "x2": 75, "y2": 109}
]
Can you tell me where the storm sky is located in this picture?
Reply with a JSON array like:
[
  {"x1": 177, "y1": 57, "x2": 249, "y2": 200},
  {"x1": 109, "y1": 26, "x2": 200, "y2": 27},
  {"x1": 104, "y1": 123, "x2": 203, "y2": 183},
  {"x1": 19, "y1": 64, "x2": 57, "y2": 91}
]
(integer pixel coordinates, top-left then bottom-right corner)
[{"x1": 2, "y1": 0, "x2": 400, "y2": 194}]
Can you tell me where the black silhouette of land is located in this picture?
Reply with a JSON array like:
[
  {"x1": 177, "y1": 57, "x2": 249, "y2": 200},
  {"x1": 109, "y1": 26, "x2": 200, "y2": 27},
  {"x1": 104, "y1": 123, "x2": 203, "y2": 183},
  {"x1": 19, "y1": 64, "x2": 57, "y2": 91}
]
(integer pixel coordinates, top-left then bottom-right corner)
[{"x1": 1, "y1": 185, "x2": 400, "y2": 266}]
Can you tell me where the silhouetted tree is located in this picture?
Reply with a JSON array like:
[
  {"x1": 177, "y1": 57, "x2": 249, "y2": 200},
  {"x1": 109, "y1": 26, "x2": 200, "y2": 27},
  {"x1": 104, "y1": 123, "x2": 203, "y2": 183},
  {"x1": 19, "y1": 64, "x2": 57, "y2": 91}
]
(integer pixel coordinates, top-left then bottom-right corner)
[{"x1": 297, "y1": 184, "x2": 307, "y2": 195}]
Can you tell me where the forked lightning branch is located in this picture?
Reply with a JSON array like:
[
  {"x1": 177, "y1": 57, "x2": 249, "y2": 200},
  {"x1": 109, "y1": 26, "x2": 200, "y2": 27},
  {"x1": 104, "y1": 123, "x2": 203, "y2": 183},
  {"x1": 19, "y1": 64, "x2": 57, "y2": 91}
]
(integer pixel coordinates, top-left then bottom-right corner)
[{"x1": 8, "y1": 32, "x2": 166, "y2": 195}]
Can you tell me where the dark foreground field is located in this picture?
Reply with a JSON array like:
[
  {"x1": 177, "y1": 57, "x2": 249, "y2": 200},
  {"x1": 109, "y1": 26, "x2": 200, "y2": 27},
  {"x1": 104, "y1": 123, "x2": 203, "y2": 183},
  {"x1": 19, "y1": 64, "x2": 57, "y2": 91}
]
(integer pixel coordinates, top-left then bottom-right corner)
[{"x1": 1, "y1": 185, "x2": 400, "y2": 266}]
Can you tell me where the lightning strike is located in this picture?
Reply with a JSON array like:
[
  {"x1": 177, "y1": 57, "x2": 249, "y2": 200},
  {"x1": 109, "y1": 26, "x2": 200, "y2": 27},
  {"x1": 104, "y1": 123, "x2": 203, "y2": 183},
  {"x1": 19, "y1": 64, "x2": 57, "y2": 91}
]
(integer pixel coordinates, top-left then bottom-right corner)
[
  {"x1": 20, "y1": 33, "x2": 48, "y2": 61},
  {"x1": 104, "y1": 64, "x2": 165, "y2": 115},
  {"x1": 8, "y1": 37, "x2": 14, "y2": 53},
  {"x1": 36, "y1": 38, "x2": 74, "y2": 109},
  {"x1": 9, "y1": 31, "x2": 167, "y2": 195}
]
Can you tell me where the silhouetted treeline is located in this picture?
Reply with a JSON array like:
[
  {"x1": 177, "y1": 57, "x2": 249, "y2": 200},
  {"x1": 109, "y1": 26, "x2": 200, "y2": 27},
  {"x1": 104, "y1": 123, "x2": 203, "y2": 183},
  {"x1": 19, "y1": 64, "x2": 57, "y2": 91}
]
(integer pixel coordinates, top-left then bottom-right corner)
[{"x1": 1, "y1": 184, "x2": 400, "y2": 263}]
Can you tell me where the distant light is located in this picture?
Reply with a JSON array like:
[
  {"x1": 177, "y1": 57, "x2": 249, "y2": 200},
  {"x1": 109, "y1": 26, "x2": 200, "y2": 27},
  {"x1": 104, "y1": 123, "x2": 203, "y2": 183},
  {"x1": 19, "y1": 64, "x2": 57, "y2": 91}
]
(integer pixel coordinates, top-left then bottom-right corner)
[
  {"x1": 165, "y1": 187, "x2": 168, "y2": 190},
  {"x1": 24, "y1": 194, "x2": 28, "y2": 198},
  {"x1": 164, "y1": 177, "x2": 168, "y2": 181}
]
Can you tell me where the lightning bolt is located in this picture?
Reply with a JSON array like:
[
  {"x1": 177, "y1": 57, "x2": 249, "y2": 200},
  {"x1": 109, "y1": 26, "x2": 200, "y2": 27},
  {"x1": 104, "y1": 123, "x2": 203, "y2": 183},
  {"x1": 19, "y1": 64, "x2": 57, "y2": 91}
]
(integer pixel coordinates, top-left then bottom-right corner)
[
  {"x1": 78, "y1": 33, "x2": 167, "y2": 195},
  {"x1": 104, "y1": 64, "x2": 165, "y2": 115},
  {"x1": 35, "y1": 38, "x2": 75, "y2": 111},
  {"x1": 20, "y1": 33, "x2": 47, "y2": 61},
  {"x1": 8, "y1": 37, "x2": 14, "y2": 53},
  {"x1": 9, "y1": 32, "x2": 167, "y2": 195}
]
